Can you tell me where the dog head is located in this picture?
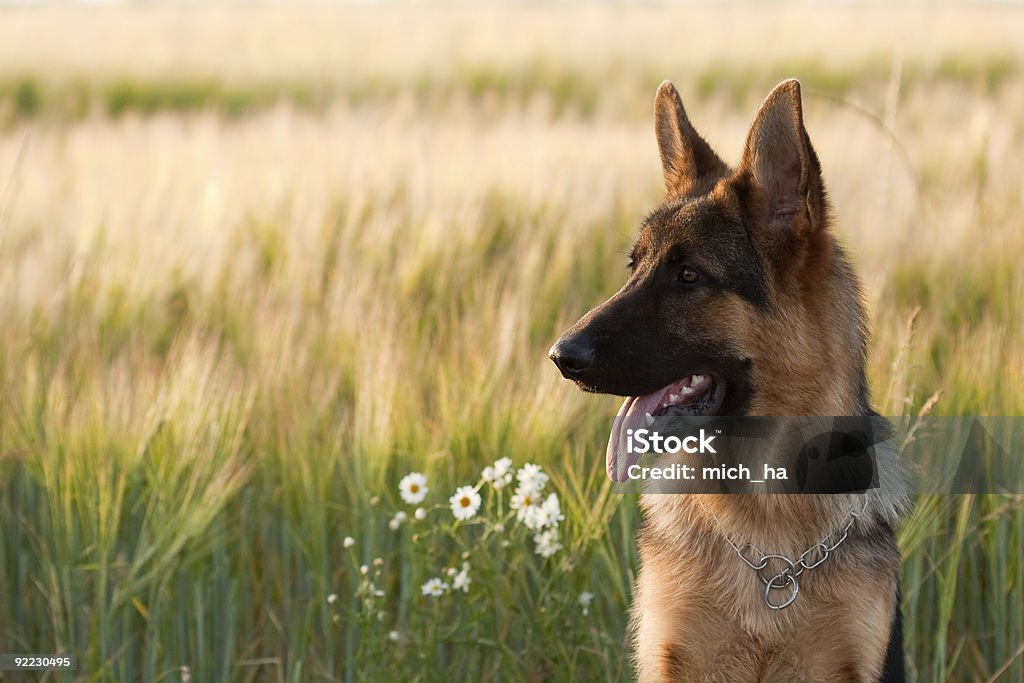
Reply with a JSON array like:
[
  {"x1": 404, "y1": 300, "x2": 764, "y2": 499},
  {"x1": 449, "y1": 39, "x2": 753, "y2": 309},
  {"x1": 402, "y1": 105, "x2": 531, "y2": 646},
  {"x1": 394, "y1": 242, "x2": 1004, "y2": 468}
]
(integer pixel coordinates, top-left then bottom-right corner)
[{"x1": 549, "y1": 80, "x2": 869, "y2": 479}]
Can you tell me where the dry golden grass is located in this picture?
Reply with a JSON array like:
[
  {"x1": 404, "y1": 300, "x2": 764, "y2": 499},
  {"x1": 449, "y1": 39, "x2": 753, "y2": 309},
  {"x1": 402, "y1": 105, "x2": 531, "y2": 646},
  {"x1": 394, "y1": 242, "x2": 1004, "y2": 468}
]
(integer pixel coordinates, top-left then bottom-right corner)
[{"x1": 0, "y1": 3, "x2": 1021, "y2": 87}]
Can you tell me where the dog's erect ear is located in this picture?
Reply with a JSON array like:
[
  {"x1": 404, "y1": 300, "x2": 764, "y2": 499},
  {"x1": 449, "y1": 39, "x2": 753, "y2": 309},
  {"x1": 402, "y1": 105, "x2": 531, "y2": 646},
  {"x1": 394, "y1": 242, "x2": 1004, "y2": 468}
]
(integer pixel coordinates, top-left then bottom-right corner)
[
  {"x1": 654, "y1": 81, "x2": 727, "y2": 197},
  {"x1": 738, "y1": 79, "x2": 824, "y2": 234}
]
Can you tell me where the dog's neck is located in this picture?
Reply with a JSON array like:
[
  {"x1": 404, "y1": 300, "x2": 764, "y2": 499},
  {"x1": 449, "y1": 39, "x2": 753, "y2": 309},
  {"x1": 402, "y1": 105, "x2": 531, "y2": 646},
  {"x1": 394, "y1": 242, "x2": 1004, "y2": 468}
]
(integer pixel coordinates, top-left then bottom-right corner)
[{"x1": 749, "y1": 231, "x2": 870, "y2": 417}]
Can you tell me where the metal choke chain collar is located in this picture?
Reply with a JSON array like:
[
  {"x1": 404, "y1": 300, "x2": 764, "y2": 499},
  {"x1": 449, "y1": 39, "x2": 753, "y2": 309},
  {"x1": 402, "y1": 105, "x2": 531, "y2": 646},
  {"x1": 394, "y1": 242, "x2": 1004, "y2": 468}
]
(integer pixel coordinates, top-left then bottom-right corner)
[{"x1": 703, "y1": 497, "x2": 869, "y2": 610}]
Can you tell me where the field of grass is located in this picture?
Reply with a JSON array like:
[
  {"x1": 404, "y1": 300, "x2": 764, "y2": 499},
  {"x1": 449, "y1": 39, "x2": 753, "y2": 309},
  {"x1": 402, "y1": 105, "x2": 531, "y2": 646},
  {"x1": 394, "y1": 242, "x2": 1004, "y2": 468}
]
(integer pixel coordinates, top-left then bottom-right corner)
[{"x1": 0, "y1": 3, "x2": 1022, "y2": 681}]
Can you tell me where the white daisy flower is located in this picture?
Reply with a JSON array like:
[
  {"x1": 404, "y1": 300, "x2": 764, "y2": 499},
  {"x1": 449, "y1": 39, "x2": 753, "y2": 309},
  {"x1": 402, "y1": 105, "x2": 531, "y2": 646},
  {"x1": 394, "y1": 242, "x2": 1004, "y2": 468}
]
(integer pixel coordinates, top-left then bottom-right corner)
[
  {"x1": 360, "y1": 565, "x2": 369, "y2": 575},
  {"x1": 533, "y1": 529, "x2": 562, "y2": 558},
  {"x1": 516, "y1": 463, "x2": 548, "y2": 492},
  {"x1": 343, "y1": 536, "x2": 355, "y2": 549},
  {"x1": 518, "y1": 494, "x2": 562, "y2": 530},
  {"x1": 449, "y1": 485, "x2": 482, "y2": 521},
  {"x1": 493, "y1": 457, "x2": 513, "y2": 477},
  {"x1": 326, "y1": 593, "x2": 338, "y2": 605},
  {"x1": 521, "y1": 504, "x2": 549, "y2": 531},
  {"x1": 388, "y1": 630, "x2": 400, "y2": 642},
  {"x1": 414, "y1": 507, "x2": 426, "y2": 521},
  {"x1": 389, "y1": 511, "x2": 407, "y2": 531},
  {"x1": 453, "y1": 567, "x2": 471, "y2": 593},
  {"x1": 399, "y1": 473, "x2": 429, "y2": 505},
  {"x1": 511, "y1": 485, "x2": 544, "y2": 526},
  {"x1": 578, "y1": 591, "x2": 594, "y2": 616},
  {"x1": 510, "y1": 485, "x2": 541, "y2": 511},
  {"x1": 484, "y1": 457, "x2": 515, "y2": 489},
  {"x1": 541, "y1": 493, "x2": 564, "y2": 528},
  {"x1": 421, "y1": 577, "x2": 449, "y2": 597}
]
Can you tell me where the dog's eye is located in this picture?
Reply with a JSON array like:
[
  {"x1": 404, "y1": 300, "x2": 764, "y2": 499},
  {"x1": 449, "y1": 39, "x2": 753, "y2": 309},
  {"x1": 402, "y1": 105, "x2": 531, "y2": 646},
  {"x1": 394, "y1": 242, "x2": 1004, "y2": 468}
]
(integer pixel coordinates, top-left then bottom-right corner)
[{"x1": 678, "y1": 267, "x2": 701, "y2": 284}]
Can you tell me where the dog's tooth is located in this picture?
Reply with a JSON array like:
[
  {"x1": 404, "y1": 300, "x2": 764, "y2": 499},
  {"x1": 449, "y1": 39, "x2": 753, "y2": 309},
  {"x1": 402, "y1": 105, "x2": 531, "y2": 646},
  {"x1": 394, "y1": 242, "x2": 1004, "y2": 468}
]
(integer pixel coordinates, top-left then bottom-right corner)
[
  {"x1": 645, "y1": 412, "x2": 655, "y2": 426},
  {"x1": 691, "y1": 374, "x2": 705, "y2": 385},
  {"x1": 669, "y1": 393, "x2": 680, "y2": 402},
  {"x1": 680, "y1": 386, "x2": 694, "y2": 395}
]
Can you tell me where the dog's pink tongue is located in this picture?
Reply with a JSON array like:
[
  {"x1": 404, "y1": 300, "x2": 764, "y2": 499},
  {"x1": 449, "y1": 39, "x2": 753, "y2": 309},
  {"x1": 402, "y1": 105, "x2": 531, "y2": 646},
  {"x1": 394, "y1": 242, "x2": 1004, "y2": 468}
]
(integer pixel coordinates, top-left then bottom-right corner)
[{"x1": 606, "y1": 391, "x2": 664, "y2": 482}]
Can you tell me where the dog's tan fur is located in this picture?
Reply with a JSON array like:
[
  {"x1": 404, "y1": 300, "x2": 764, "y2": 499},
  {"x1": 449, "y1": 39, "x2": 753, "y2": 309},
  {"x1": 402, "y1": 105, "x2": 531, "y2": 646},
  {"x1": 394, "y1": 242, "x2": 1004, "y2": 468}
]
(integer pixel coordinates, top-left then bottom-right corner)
[
  {"x1": 634, "y1": 492, "x2": 901, "y2": 682},
  {"x1": 630, "y1": 81, "x2": 906, "y2": 681}
]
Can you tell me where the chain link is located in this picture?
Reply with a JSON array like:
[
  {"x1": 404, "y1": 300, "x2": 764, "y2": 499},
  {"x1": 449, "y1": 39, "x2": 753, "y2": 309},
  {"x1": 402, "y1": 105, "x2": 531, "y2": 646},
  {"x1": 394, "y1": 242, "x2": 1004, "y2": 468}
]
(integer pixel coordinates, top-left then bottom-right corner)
[{"x1": 710, "y1": 497, "x2": 869, "y2": 610}]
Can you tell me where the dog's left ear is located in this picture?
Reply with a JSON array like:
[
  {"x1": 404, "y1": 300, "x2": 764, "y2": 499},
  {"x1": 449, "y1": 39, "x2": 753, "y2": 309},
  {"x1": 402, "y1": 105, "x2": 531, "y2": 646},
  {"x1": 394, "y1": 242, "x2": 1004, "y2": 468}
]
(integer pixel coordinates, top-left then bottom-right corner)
[{"x1": 738, "y1": 79, "x2": 824, "y2": 234}]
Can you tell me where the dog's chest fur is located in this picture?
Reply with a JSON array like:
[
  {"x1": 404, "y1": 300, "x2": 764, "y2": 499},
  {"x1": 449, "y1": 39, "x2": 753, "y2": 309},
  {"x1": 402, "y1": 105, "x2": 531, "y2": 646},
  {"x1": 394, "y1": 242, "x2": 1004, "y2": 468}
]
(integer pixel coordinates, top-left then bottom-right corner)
[{"x1": 631, "y1": 494, "x2": 901, "y2": 682}]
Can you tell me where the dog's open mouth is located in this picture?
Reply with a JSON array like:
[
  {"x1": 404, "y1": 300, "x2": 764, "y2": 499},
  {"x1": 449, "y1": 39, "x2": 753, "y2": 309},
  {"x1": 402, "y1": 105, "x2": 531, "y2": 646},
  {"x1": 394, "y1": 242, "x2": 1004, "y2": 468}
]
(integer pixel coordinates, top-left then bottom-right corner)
[{"x1": 606, "y1": 373, "x2": 726, "y2": 482}]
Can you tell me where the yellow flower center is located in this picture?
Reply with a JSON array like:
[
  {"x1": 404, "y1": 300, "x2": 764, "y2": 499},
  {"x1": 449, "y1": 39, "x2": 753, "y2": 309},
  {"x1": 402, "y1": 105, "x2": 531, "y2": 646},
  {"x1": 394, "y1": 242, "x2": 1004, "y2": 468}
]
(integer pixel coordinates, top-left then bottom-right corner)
[{"x1": 459, "y1": 496, "x2": 470, "y2": 507}]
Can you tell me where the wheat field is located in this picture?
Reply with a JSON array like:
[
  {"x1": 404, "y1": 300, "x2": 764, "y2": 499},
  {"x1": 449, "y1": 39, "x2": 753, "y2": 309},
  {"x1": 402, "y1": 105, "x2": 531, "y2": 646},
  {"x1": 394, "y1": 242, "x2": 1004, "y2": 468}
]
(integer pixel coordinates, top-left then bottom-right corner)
[{"x1": 0, "y1": 3, "x2": 1022, "y2": 681}]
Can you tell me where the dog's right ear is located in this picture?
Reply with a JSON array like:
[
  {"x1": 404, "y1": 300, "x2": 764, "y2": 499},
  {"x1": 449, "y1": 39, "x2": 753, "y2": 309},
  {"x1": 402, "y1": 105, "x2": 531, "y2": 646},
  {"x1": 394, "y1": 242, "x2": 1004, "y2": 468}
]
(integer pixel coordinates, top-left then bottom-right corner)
[{"x1": 654, "y1": 81, "x2": 727, "y2": 197}]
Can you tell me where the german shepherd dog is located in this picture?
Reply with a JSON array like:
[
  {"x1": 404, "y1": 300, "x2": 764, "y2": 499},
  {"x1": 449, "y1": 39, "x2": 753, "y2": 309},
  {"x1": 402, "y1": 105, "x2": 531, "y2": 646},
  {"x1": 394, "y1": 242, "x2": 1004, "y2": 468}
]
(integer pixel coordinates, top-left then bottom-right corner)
[{"x1": 549, "y1": 80, "x2": 907, "y2": 681}]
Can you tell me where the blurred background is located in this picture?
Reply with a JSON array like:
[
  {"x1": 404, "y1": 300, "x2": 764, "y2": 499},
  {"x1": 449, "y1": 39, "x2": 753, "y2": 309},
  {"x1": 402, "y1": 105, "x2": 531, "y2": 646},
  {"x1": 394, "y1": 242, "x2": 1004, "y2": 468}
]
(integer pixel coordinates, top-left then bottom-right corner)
[{"x1": 0, "y1": 2, "x2": 1021, "y2": 681}]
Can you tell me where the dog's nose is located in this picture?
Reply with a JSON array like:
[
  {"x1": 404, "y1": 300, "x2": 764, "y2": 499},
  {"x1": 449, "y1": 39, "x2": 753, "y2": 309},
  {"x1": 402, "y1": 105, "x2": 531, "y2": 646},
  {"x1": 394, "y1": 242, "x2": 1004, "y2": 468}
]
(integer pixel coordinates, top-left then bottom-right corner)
[{"x1": 548, "y1": 336, "x2": 596, "y2": 379}]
